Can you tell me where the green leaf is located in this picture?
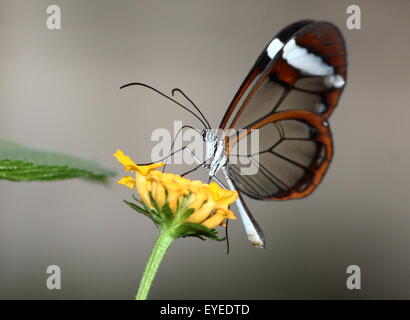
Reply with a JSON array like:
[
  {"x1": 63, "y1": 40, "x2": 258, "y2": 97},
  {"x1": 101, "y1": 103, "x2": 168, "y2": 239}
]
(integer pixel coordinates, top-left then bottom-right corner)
[
  {"x1": 148, "y1": 192, "x2": 161, "y2": 214},
  {"x1": 131, "y1": 193, "x2": 159, "y2": 218},
  {"x1": 0, "y1": 140, "x2": 115, "y2": 182},
  {"x1": 132, "y1": 193, "x2": 146, "y2": 206},
  {"x1": 161, "y1": 202, "x2": 175, "y2": 221},
  {"x1": 123, "y1": 199, "x2": 160, "y2": 225},
  {"x1": 123, "y1": 199, "x2": 149, "y2": 215},
  {"x1": 178, "y1": 208, "x2": 195, "y2": 222},
  {"x1": 175, "y1": 222, "x2": 225, "y2": 241}
]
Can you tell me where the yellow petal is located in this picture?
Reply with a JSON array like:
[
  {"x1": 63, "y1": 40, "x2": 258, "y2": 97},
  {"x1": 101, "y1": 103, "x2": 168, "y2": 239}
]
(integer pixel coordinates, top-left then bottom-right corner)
[
  {"x1": 135, "y1": 173, "x2": 153, "y2": 208},
  {"x1": 208, "y1": 182, "x2": 238, "y2": 209},
  {"x1": 216, "y1": 192, "x2": 238, "y2": 210},
  {"x1": 117, "y1": 176, "x2": 136, "y2": 189},
  {"x1": 202, "y1": 209, "x2": 236, "y2": 229},
  {"x1": 155, "y1": 173, "x2": 189, "y2": 212},
  {"x1": 184, "y1": 185, "x2": 212, "y2": 222},
  {"x1": 136, "y1": 162, "x2": 165, "y2": 176},
  {"x1": 114, "y1": 149, "x2": 139, "y2": 172},
  {"x1": 208, "y1": 182, "x2": 223, "y2": 200},
  {"x1": 187, "y1": 186, "x2": 208, "y2": 211},
  {"x1": 185, "y1": 199, "x2": 216, "y2": 224},
  {"x1": 209, "y1": 182, "x2": 237, "y2": 201},
  {"x1": 152, "y1": 180, "x2": 166, "y2": 208},
  {"x1": 114, "y1": 149, "x2": 165, "y2": 175}
]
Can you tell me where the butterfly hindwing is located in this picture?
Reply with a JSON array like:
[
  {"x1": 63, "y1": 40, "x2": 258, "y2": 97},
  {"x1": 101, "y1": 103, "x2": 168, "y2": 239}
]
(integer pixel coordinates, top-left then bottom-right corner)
[{"x1": 226, "y1": 111, "x2": 332, "y2": 200}]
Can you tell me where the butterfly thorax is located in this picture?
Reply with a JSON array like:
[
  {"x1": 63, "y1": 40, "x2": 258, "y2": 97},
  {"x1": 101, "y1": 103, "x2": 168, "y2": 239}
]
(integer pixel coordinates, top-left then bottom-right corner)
[{"x1": 201, "y1": 129, "x2": 227, "y2": 177}]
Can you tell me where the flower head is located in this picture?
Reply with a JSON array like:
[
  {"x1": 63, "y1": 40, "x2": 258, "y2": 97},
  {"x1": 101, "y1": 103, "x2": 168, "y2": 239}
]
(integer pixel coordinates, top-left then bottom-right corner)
[{"x1": 114, "y1": 149, "x2": 237, "y2": 239}]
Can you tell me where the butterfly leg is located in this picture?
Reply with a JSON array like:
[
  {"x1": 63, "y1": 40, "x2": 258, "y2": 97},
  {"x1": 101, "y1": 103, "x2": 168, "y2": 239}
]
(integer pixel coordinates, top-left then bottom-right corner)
[
  {"x1": 221, "y1": 167, "x2": 265, "y2": 248},
  {"x1": 180, "y1": 147, "x2": 215, "y2": 177},
  {"x1": 180, "y1": 159, "x2": 207, "y2": 177}
]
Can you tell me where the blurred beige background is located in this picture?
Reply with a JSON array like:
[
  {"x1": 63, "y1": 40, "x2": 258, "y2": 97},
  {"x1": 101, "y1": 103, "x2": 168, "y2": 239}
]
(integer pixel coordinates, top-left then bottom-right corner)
[{"x1": 0, "y1": 0, "x2": 409, "y2": 299}]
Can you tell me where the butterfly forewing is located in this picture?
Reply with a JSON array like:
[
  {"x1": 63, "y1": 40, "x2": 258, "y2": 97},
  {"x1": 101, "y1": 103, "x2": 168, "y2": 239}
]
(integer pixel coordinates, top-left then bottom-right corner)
[
  {"x1": 219, "y1": 20, "x2": 315, "y2": 130},
  {"x1": 222, "y1": 20, "x2": 347, "y2": 200}
]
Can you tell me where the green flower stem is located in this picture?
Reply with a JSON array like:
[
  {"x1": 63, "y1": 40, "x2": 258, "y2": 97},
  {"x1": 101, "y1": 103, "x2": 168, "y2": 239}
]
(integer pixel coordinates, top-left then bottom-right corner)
[{"x1": 135, "y1": 228, "x2": 175, "y2": 300}]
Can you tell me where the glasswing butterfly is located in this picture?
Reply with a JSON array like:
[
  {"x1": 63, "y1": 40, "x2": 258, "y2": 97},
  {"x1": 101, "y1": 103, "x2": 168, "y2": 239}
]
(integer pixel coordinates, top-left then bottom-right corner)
[{"x1": 121, "y1": 20, "x2": 347, "y2": 248}]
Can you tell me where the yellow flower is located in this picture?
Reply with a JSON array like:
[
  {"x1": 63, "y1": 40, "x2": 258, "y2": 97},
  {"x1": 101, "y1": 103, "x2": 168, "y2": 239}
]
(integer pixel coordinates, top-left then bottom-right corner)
[{"x1": 114, "y1": 149, "x2": 237, "y2": 229}]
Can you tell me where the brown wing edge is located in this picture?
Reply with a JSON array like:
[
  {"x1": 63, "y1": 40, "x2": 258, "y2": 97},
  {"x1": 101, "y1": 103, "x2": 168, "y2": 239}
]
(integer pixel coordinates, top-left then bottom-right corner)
[
  {"x1": 264, "y1": 21, "x2": 347, "y2": 120},
  {"x1": 221, "y1": 21, "x2": 347, "y2": 131},
  {"x1": 295, "y1": 21, "x2": 348, "y2": 119},
  {"x1": 219, "y1": 20, "x2": 320, "y2": 130},
  {"x1": 226, "y1": 110, "x2": 333, "y2": 200},
  {"x1": 219, "y1": 67, "x2": 262, "y2": 130}
]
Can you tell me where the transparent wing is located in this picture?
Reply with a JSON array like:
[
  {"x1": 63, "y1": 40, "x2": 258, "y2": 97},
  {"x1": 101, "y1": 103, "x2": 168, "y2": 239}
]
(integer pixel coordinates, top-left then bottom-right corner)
[
  {"x1": 226, "y1": 111, "x2": 332, "y2": 200},
  {"x1": 221, "y1": 21, "x2": 346, "y2": 200},
  {"x1": 219, "y1": 20, "x2": 316, "y2": 129},
  {"x1": 221, "y1": 21, "x2": 347, "y2": 131}
]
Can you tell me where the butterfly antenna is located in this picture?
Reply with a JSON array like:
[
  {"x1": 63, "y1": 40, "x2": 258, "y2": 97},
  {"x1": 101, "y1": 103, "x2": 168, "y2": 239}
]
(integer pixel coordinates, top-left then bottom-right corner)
[
  {"x1": 171, "y1": 88, "x2": 211, "y2": 129},
  {"x1": 162, "y1": 125, "x2": 201, "y2": 173},
  {"x1": 120, "y1": 82, "x2": 209, "y2": 129}
]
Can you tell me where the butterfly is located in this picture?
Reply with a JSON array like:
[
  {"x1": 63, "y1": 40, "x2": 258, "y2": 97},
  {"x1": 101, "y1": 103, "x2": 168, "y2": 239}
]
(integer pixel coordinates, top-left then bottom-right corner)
[{"x1": 121, "y1": 20, "x2": 347, "y2": 248}]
